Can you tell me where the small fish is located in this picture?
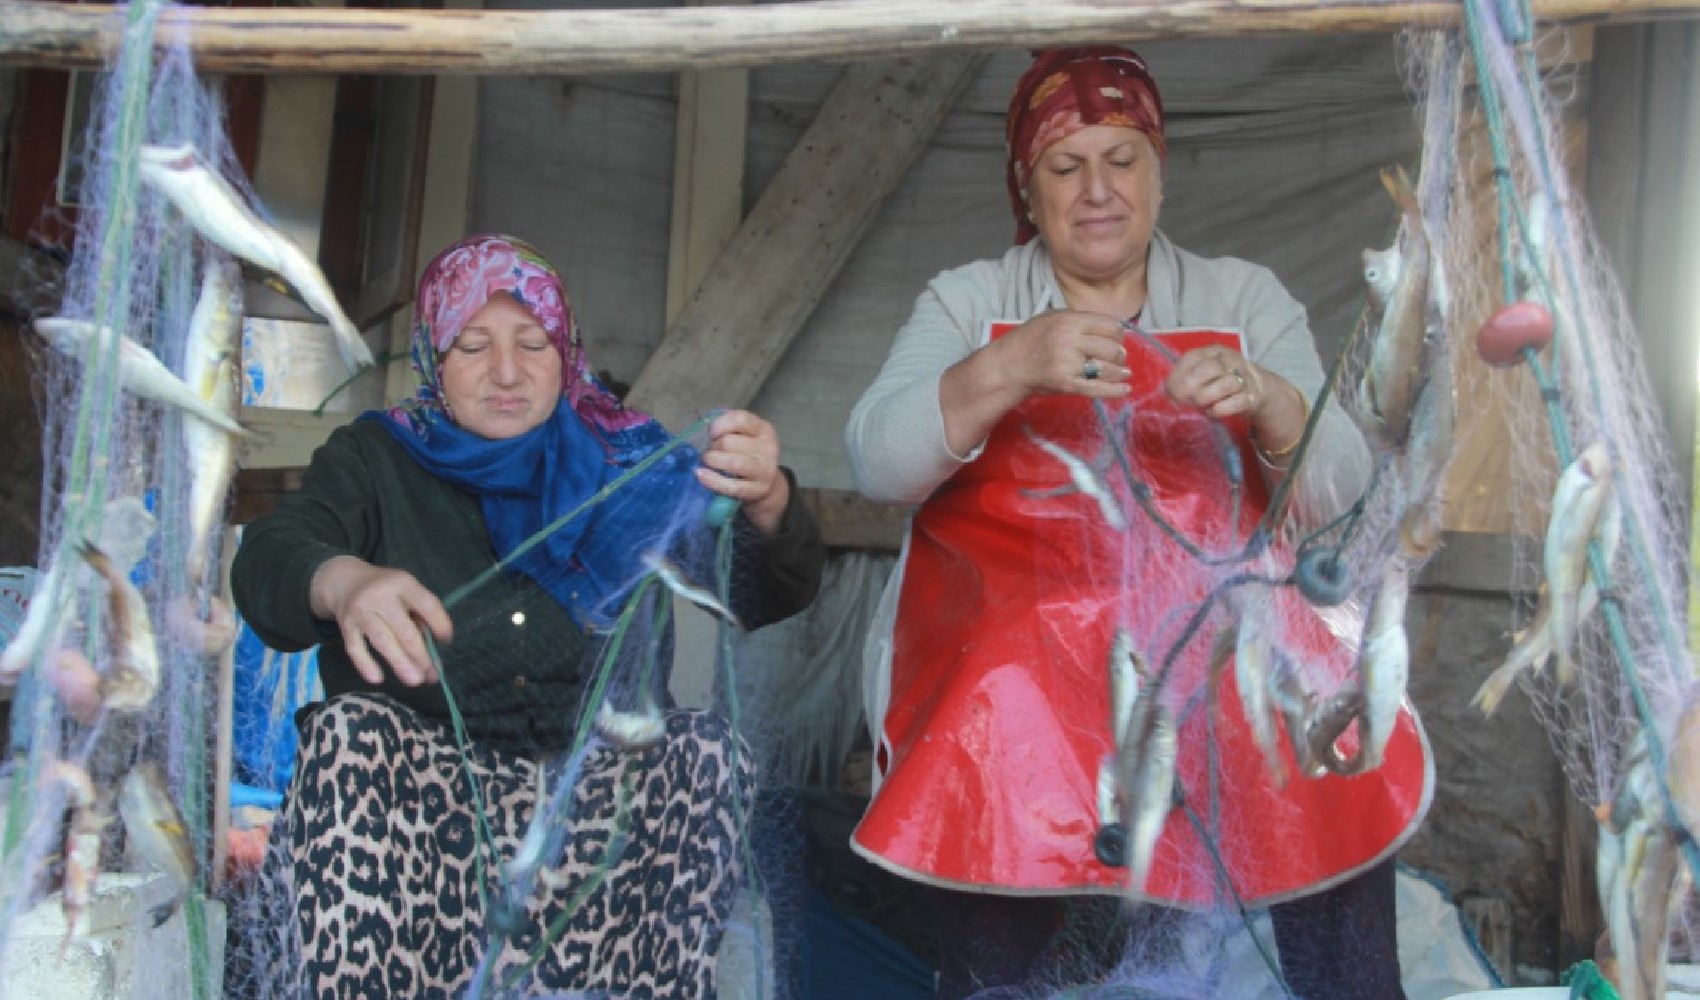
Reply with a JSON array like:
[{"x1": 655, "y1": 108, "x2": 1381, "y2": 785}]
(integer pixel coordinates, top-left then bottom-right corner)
[
  {"x1": 78, "y1": 541, "x2": 161, "y2": 711},
  {"x1": 1095, "y1": 755, "x2": 1121, "y2": 827},
  {"x1": 1232, "y1": 606, "x2": 1284, "y2": 784},
  {"x1": 1668, "y1": 693, "x2": 1700, "y2": 844},
  {"x1": 1107, "y1": 627, "x2": 1142, "y2": 751},
  {"x1": 48, "y1": 760, "x2": 105, "y2": 955},
  {"x1": 1308, "y1": 690, "x2": 1366, "y2": 777},
  {"x1": 593, "y1": 700, "x2": 666, "y2": 750},
  {"x1": 1355, "y1": 167, "x2": 1433, "y2": 450},
  {"x1": 1024, "y1": 428, "x2": 1127, "y2": 531},
  {"x1": 1473, "y1": 444, "x2": 1617, "y2": 714},
  {"x1": 61, "y1": 813, "x2": 105, "y2": 955},
  {"x1": 1595, "y1": 740, "x2": 1687, "y2": 1000},
  {"x1": 1355, "y1": 561, "x2": 1410, "y2": 772},
  {"x1": 118, "y1": 762, "x2": 199, "y2": 927},
  {"x1": 1267, "y1": 656, "x2": 1327, "y2": 780},
  {"x1": 642, "y1": 551, "x2": 743, "y2": 630},
  {"x1": 1116, "y1": 704, "x2": 1176, "y2": 894},
  {"x1": 34, "y1": 318, "x2": 247, "y2": 437},
  {"x1": 96, "y1": 496, "x2": 158, "y2": 585},
  {"x1": 1396, "y1": 325, "x2": 1457, "y2": 561},
  {"x1": 138, "y1": 143, "x2": 371, "y2": 373},
  {"x1": 0, "y1": 558, "x2": 67, "y2": 684},
  {"x1": 182, "y1": 260, "x2": 245, "y2": 585}
]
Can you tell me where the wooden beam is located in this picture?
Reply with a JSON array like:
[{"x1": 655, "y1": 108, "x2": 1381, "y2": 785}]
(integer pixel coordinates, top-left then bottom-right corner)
[
  {"x1": 627, "y1": 54, "x2": 981, "y2": 429},
  {"x1": 665, "y1": 0, "x2": 750, "y2": 325},
  {"x1": 2, "y1": 0, "x2": 1692, "y2": 75},
  {"x1": 799, "y1": 487, "x2": 911, "y2": 550}
]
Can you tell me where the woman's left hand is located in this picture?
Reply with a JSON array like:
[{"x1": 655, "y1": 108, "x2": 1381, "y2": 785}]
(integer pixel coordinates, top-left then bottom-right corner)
[
  {"x1": 697, "y1": 409, "x2": 790, "y2": 536},
  {"x1": 1164, "y1": 344, "x2": 1306, "y2": 456}
]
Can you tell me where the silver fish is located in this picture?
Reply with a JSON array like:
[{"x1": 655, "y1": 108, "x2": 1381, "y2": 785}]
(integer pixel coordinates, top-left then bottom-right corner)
[
  {"x1": 1395, "y1": 324, "x2": 1457, "y2": 561},
  {"x1": 1107, "y1": 627, "x2": 1142, "y2": 752},
  {"x1": 48, "y1": 760, "x2": 105, "y2": 954},
  {"x1": 1024, "y1": 429, "x2": 1127, "y2": 531},
  {"x1": 34, "y1": 317, "x2": 247, "y2": 437},
  {"x1": 1116, "y1": 703, "x2": 1176, "y2": 895},
  {"x1": 1355, "y1": 167, "x2": 1432, "y2": 451},
  {"x1": 642, "y1": 551, "x2": 743, "y2": 630},
  {"x1": 593, "y1": 700, "x2": 666, "y2": 750},
  {"x1": 182, "y1": 260, "x2": 245, "y2": 585},
  {"x1": 1596, "y1": 740, "x2": 1688, "y2": 1000},
  {"x1": 1233, "y1": 604, "x2": 1284, "y2": 783},
  {"x1": 1668, "y1": 693, "x2": 1700, "y2": 845},
  {"x1": 1473, "y1": 444, "x2": 1617, "y2": 714},
  {"x1": 118, "y1": 762, "x2": 199, "y2": 927},
  {"x1": 1355, "y1": 560, "x2": 1410, "y2": 772},
  {"x1": 138, "y1": 143, "x2": 371, "y2": 373},
  {"x1": 0, "y1": 557, "x2": 67, "y2": 684},
  {"x1": 79, "y1": 541, "x2": 160, "y2": 711}
]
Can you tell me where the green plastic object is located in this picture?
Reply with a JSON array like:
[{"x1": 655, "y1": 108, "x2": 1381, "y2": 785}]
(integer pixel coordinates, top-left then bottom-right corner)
[
  {"x1": 1561, "y1": 960, "x2": 1622, "y2": 1000},
  {"x1": 706, "y1": 494, "x2": 740, "y2": 529}
]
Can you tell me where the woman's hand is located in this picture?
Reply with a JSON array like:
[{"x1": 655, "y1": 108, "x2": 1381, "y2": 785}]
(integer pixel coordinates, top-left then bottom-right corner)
[
  {"x1": 989, "y1": 310, "x2": 1132, "y2": 400},
  {"x1": 697, "y1": 409, "x2": 790, "y2": 536},
  {"x1": 308, "y1": 556, "x2": 453, "y2": 687},
  {"x1": 939, "y1": 310, "x2": 1131, "y2": 458},
  {"x1": 1164, "y1": 344, "x2": 1306, "y2": 459}
]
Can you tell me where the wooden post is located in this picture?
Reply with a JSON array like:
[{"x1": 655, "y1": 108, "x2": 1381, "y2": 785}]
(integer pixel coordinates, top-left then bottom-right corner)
[
  {"x1": 666, "y1": 0, "x2": 751, "y2": 325},
  {"x1": 627, "y1": 54, "x2": 982, "y2": 429},
  {"x1": 2, "y1": 0, "x2": 1694, "y2": 75}
]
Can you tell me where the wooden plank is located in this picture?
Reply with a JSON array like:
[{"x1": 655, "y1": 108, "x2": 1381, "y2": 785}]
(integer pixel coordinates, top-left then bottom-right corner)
[
  {"x1": 1, "y1": 0, "x2": 1690, "y2": 75},
  {"x1": 800, "y1": 487, "x2": 911, "y2": 550},
  {"x1": 627, "y1": 54, "x2": 981, "y2": 429},
  {"x1": 387, "y1": 0, "x2": 483, "y2": 406},
  {"x1": 664, "y1": 0, "x2": 750, "y2": 325}
]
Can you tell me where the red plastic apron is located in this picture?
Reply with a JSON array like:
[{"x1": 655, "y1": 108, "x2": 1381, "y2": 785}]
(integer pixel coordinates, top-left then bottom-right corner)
[{"x1": 852, "y1": 326, "x2": 1431, "y2": 907}]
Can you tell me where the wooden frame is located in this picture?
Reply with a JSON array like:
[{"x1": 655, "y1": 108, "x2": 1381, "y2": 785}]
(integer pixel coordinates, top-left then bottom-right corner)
[{"x1": 2, "y1": 0, "x2": 1696, "y2": 75}]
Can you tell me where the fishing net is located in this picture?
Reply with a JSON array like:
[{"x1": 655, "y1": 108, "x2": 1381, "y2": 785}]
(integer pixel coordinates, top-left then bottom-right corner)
[
  {"x1": 3, "y1": 0, "x2": 1697, "y2": 996},
  {"x1": 0, "y1": 7, "x2": 817, "y2": 999}
]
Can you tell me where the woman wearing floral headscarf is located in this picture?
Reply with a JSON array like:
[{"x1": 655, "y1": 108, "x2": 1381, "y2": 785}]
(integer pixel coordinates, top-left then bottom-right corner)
[
  {"x1": 846, "y1": 49, "x2": 1429, "y2": 998},
  {"x1": 233, "y1": 234, "x2": 824, "y2": 998}
]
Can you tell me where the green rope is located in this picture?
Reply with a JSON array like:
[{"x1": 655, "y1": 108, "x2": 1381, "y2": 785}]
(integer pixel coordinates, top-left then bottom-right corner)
[
  {"x1": 494, "y1": 785, "x2": 634, "y2": 994},
  {"x1": 712, "y1": 520, "x2": 761, "y2": 890},
  {"x1": 1461, "y1": 0, "x2": 1700, "y2": 886}
]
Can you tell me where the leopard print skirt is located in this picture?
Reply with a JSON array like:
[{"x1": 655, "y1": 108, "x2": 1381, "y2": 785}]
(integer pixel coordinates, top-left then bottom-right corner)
[{"x1": 252, "y1": 692, "x2": 751, "y2": 1000}]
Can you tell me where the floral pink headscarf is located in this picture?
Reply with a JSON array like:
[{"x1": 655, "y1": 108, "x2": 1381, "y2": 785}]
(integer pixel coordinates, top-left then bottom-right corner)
[{"x1": 402, "y1": 233, "x2": 650, "y2": 438}]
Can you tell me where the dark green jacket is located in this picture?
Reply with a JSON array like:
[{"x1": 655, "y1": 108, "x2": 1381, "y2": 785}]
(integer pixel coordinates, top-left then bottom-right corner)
[{"x1": 231, "y1": 419, "x2": 826, "y2": 752}]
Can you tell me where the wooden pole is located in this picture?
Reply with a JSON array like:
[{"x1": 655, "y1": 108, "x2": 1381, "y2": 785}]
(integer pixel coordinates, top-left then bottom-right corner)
[
  {"x1": 2, "y1": 0, "x2": 1696, "y2": 75},
  {"x1": 626, "y1": 54, "x2": 983, "y2": 429}
]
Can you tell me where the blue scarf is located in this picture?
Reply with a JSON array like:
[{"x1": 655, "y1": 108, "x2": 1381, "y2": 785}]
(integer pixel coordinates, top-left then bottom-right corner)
[{"x1": 368, "y1": 404, "x2": 711, "y2": 628}]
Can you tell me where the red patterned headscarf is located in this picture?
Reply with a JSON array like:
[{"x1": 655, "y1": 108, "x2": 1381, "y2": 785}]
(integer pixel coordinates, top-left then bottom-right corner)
[{"x1": 1006, "y1": 47, "x2": 1167, "y2": 245}]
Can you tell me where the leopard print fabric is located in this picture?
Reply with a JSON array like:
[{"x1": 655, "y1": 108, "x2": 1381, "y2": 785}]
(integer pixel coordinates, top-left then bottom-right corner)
[{"x1": 257, "y1": 692, "x2": 751, "y2": 999}]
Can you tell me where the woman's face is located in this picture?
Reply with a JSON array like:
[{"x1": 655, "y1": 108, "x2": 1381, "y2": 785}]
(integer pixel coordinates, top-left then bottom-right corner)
[
  {"x1": 439, "y1": 292, "x2": 563, "y2": 440},
  {"x1": 1025, "y1": 125, "x2": 1163, "y2": 285}
]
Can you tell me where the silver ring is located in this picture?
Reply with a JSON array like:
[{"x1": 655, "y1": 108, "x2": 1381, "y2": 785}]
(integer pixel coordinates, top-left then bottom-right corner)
[
  {"x1": 1229, "y1": 368, "x2": 1248, "y2": 393},
  {"x1": 1082, "y1": 359, "x2": 1101, "y2": 381}
]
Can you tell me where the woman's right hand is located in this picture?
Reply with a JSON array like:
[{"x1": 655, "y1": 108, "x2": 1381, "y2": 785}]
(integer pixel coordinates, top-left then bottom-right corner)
[
  {"x1": 940, "y1": 310, "x2": 1131, "y2": 457},
  {"x1": 989, "y1": 310, "x2": 1132, "y2": 399},
  {"x1": 308, "y1": 556, "x2": 453, "y2": 687}
]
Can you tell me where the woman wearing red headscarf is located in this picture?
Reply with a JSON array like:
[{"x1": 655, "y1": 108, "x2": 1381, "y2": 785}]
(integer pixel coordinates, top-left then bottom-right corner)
[{"x1": 846, "y1": 48, "x2": 1429, "y2": 998}]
